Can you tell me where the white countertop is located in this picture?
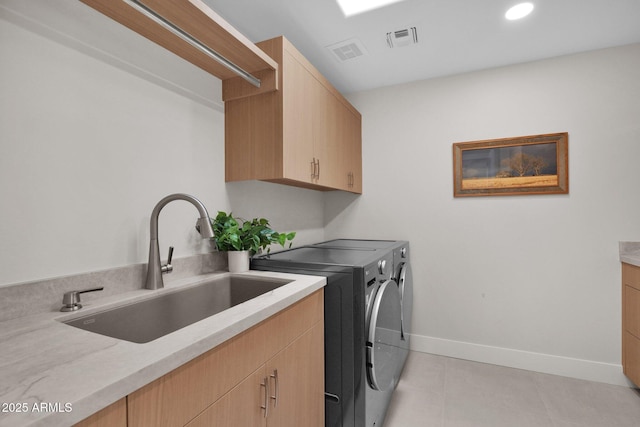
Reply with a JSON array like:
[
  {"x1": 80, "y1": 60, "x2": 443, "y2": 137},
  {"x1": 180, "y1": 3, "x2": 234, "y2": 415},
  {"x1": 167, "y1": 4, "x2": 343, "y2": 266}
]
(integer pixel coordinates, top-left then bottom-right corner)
[
  {"x1": 620, "y1": 242, "x2": 640, "y2": 267},
  {"x1": 0, "y1": 270, "x2": 325, "y2": 427}
]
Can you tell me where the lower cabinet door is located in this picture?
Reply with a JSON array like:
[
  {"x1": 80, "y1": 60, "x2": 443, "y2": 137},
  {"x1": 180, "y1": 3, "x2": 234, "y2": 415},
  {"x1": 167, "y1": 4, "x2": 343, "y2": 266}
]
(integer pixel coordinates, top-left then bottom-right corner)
[
  {"x1": 266, "y1": 322, "x2": 325, "y2": 427},
  {"x1": 187, "y1": 322, "x2": 324, "y2": 427},
  {"x1": 73, "y1": 398, "x2": 126, "y2": 427},
  {"x1": 186, "y1": 367, "x2": 268, "y2": 427},
  {"x1": 625, "y1": 284, "x2": 640, "y2": 338},
  {"x1": 624, "y1": 331, "x2": 640, "y2": 386}
]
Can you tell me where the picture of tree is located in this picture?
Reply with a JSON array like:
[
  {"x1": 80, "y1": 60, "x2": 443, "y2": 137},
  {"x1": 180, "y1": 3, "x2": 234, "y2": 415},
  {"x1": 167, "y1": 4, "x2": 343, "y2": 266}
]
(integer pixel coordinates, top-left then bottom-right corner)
[
  {"x1": 501, "y1": 152, "x2": 547, "y2": 177},
  {"x1": 452, "y1": 133, "x2": 569, "y2": 197},
  {"x1": 461, "y1": 142, "x2": 557, "y2": 180}
]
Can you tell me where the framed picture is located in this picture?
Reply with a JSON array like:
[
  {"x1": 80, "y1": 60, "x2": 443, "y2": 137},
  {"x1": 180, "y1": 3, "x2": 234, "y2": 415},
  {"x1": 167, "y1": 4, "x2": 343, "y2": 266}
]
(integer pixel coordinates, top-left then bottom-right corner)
[{"x1": 453, "y1": 132, "x2": 568, "y2": 197}]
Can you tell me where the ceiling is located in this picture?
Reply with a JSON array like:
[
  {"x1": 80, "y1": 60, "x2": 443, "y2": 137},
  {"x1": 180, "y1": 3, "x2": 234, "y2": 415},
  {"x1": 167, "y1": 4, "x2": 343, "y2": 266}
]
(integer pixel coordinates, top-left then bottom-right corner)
[{"x1": 205, "y1": 0, "x2": 640, "y2": 94}]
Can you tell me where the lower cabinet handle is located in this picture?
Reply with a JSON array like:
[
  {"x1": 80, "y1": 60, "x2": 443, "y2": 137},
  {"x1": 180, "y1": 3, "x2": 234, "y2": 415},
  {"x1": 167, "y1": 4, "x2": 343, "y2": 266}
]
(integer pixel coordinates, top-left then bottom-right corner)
[
  {"x1": 260, "y1": 376, "x2": 269, "y2": 418},
  {"x1": 270, "y1": 369, "x2": 279, "y2": 408}
]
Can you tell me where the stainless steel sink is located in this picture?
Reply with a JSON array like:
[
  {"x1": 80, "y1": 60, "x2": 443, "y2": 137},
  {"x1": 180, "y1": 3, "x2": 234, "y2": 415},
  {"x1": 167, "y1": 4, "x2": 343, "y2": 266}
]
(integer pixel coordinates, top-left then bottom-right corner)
[{"x1": 62, "y1": 275, "x2": 291, "y2": 343}]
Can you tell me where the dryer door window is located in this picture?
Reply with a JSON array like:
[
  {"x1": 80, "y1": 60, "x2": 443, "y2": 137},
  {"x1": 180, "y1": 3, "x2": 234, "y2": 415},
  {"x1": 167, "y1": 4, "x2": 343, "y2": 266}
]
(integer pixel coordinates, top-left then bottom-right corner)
[{"x1": 366, "y1": 279, "x2": 402, "y2": 391}]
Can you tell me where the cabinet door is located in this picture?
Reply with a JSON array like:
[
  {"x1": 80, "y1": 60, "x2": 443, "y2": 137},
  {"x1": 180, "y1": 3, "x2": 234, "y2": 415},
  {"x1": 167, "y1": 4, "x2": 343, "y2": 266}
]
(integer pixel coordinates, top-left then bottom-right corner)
[
  {"x1": 127, "y1": 322, "x2": 267, "y2": 427},
  {"x1": 282, "y1": 45, "x2": 347, "y2": 190},
  {"x1": 282, "y1": 49, "x2": 315, "y2": 184},
  {"x1": 324, "y1": 93, "x2": 362, "y2": 192},
  {"x1": 626, "y1": 284, "x2": 640, "y2": 338},
  {"x1": 345, "y1": 107, "x2": 362, "y2": 193},
  {"x1": 266, "y1": 322, "x2": 325, "y2": 427},
  {"x1": 185, "y1": 367, "x2": 268, "y2": 427},
  {"x1": 624, "y1": 331, "x2": 640, "y2": 385},
  {"x1": 320, "y1": 90, "x2": 347, "y2": 190},
  {"x1": 73, "y1": 398, "x2": 126, "y2": 427},
  {"x1": 313, "y1": 77, "x2": 343, "y2": 189}
]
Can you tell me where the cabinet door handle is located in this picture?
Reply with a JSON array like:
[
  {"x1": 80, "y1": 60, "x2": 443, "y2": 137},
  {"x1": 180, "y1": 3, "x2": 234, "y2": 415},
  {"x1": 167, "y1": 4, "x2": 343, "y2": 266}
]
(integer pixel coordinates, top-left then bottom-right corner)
[
  {"x1": 310, "y1": 158, "x2": 320, "y2": 180},
  {"x1": 260, "y1": 376, "x2": 269, "y2": 418},
  {"x1": 270, "y1": 369, "x2": 279, "y2": 408}
]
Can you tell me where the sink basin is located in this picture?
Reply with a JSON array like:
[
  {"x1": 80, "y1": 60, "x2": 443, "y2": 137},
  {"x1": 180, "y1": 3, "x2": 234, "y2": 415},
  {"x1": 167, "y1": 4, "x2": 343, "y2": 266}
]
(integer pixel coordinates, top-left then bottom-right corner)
[{"x1": 62, "y1": 275, "x2": 291, "y2": 343}]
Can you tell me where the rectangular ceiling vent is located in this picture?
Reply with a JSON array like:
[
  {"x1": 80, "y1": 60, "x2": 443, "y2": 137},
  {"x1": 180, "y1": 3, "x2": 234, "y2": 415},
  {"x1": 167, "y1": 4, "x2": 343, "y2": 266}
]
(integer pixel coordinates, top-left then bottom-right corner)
[
  {"x1": 326, "y1": 38, "x2": 368, "y2": 62},
  {"x1": 387, "y1": 27, "x2": 418, "y2": 48}
]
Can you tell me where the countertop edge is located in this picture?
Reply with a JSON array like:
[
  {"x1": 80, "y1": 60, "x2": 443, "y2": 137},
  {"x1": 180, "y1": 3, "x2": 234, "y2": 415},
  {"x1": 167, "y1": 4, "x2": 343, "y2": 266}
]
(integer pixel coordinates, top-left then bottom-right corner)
[
  {"x1": 620, "y1": 241, "x2": 640, "y2": 268},
  {"x1": 0, "y1": 271, "x2": 326, "y2": 427}
]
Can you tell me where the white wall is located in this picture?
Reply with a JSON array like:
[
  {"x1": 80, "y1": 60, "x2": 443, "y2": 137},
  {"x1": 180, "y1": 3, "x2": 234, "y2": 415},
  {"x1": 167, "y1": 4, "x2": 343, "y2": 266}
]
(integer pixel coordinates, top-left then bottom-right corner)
[
  {"x1": 4, "y1": 0, "x2": 640, "y2": 386},
  {"x1": 326, "y1": 43, "x2": 640, "y2": 385},
  {"x1": 0, "y1": 0, "x2": 324, "y2": 287}
]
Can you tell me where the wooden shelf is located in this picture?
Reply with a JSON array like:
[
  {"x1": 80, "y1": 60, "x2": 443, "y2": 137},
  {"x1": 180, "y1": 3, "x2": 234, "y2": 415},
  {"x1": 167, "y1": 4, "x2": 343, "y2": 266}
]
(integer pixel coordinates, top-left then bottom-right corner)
[{"x1": 80, "y1": 0, "x2": 278, "y2": 96}]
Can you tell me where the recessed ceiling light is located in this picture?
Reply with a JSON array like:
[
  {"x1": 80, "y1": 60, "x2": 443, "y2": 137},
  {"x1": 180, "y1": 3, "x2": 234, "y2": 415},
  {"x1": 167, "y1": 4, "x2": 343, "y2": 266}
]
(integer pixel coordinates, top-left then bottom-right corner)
[
  {"x1": 505, "y1": 2, "x2": 534, "y2": 20},
  {"x1": 336, "y1": 0, "x2": 406, "y2": 17}
]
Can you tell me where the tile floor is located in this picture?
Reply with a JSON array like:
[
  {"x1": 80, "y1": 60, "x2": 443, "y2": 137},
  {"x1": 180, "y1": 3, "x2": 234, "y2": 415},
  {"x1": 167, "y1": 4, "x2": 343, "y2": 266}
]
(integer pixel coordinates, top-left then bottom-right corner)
[{"x1": 383, "y1": 351, "x2": 640, "y2": 427}]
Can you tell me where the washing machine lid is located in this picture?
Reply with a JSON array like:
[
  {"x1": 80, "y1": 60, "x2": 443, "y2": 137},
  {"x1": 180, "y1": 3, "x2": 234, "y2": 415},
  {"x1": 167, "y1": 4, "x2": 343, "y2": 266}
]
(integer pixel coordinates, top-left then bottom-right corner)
[
  {"x1": 256, "y1": 247, "x2": 380, "y2": 267},
  {"x1": 313, "y1": 239, "x2": 397, "y2": 250},
  {"x1": 367, "y1": 279, "x2": 402, "y2": 391}
]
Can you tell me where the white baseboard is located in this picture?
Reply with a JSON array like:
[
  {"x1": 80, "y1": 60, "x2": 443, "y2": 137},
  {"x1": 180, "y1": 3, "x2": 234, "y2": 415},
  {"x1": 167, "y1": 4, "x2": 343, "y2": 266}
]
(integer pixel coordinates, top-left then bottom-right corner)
[{"x1": 409, "y1": 333, "x2": 635, "y2": 387}]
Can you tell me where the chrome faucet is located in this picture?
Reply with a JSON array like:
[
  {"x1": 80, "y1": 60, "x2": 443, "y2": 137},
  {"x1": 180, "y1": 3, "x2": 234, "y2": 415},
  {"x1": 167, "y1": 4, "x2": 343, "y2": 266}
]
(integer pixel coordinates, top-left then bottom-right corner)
[{"x1": 146, "y1": 193, "x2": 215, "y2": 290}]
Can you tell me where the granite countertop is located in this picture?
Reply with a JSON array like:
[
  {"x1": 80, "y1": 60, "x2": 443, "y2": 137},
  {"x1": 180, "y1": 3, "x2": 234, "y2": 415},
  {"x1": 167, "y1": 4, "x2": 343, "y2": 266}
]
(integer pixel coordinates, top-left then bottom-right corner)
[
  {"x1": 620, "y1": 242, "x2": 640, "y2": 267},
  {"x1": 0, "y1": 270, "x2": 325, "y2": 427}
]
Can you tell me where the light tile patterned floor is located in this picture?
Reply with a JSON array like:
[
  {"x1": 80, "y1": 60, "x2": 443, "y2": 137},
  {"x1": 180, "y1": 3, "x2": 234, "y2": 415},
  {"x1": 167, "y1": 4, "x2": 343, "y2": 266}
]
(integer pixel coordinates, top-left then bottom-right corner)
[{"x1": 383, "y1": 351, "x2": 640, "y2": 427}]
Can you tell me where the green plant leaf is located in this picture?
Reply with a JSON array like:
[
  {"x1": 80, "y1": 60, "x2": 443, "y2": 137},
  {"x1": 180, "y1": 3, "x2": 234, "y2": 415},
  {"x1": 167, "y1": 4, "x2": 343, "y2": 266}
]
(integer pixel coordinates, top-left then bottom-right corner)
[{"x1": 211, "y1": 211, "x2": 296, "y2": 255}]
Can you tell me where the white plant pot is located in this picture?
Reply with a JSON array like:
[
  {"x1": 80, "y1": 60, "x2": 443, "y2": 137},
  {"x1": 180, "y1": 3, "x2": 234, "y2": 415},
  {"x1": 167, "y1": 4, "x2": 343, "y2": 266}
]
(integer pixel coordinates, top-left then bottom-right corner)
[{"x1": 228, "y1": 250, "x2": 250, "y2": 273}]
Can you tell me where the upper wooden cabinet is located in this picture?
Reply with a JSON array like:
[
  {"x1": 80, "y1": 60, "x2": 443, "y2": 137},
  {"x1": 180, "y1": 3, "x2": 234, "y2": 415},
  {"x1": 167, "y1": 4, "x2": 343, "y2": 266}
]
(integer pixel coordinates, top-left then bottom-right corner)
[
  {"x1": 80, "y1": 0, "x2": 278, "y2": 96},
  {"x1": 224, "y1": 36, "x2": 363, "y2": 194},
  {"x1": 79, "y1": 3, "x2": 361, "y2": 192}
]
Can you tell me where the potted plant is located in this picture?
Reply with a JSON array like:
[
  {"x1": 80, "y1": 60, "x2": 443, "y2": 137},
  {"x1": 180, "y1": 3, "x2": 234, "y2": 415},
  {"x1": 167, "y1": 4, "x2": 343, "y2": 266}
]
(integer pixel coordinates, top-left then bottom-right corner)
[{"x1": 211, "y1": 211, "x2": 296, "y2": 272}]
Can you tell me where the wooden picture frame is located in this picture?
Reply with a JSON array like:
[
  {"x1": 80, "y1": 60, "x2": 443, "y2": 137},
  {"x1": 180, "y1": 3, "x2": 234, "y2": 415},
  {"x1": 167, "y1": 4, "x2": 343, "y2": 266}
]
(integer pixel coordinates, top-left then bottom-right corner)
[{"x1": 453, "y1": 132, "x2": 568, "y2": 197}]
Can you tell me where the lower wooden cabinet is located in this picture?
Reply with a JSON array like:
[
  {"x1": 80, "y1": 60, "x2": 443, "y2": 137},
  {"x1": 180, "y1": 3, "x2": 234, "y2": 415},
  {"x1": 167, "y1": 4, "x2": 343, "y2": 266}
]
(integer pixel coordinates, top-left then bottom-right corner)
[
  {"x1": 127, "y1": 289, "x2": 324, "y2": 427},
  {"x1": 186, "y1": 367, "x2": 266, "y2": 427},
  {"x1": 73, "y1": 398, "x2": 126, "y2": 427},
  {"x1": 622, "y1": 263, "x2": 640, "y2": 385},
  {"x1": 186, "y1": 322, "x2": 324, "y2": 427},
  {"x1": 264, "y1": 323, "x2": 324, "y2": 426}
]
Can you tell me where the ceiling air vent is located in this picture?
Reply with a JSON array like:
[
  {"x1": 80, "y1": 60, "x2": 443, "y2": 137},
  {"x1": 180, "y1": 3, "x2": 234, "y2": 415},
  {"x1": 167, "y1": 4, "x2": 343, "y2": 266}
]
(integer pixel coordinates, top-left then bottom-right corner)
[
  {"x1": 326, "y1": 38, "x2": 368, "y2": 62},
  {"x1": 387, "y1": 27, "x2": 418, "y2": 48}
]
